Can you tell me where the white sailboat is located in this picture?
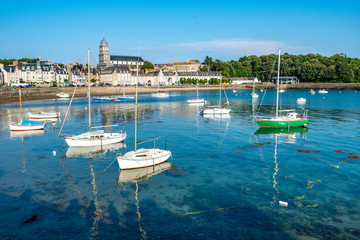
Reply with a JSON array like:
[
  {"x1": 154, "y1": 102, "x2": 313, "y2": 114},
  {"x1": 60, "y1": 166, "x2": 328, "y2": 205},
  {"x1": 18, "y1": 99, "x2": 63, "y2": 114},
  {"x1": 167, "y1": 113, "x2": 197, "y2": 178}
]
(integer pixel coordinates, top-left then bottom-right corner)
[
  {"x1": 200, "y1": 78, "x2": 230, "y2": 115},
  {"x1": 117, "y1": 60, "x2": 171, "y2": 170},
  {"x1": 9, "y1": 89, "x2": 45, "y2": 131},
  {"x1": 309, "y1": 89, "x2": 315, "y2": 95},
  {"x1": 64, "y1": 50, "x2": 126, "y2": 147},
  {"x1": 187, "y1": 79, "x2": 205, "y2": 104},
  {"x1": 151, "y1": 76, "x2": 169, "y2": 98}
]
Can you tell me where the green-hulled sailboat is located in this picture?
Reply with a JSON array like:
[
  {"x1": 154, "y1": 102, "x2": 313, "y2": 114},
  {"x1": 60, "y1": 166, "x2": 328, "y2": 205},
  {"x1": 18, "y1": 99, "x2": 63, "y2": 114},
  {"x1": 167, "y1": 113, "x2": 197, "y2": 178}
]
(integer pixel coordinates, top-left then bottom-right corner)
[{"x1": 255, "y1": 49, "x2": 309, "y2": 128}]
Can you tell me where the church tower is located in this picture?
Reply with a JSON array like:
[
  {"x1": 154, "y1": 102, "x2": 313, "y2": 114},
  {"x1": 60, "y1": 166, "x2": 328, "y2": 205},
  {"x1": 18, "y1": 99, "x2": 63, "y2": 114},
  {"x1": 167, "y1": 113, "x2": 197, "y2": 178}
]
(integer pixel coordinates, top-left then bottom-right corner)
[{"x1": 98, "y1": 38, "x2": 110, "y2": 68}]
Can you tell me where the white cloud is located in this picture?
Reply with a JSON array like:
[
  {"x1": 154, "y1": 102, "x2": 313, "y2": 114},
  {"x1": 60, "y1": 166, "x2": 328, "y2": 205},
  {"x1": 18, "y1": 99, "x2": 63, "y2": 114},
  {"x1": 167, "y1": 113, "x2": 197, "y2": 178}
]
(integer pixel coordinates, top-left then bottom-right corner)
[{"x1": 124, "y1": 38, "x2": 305, "y2": 63}]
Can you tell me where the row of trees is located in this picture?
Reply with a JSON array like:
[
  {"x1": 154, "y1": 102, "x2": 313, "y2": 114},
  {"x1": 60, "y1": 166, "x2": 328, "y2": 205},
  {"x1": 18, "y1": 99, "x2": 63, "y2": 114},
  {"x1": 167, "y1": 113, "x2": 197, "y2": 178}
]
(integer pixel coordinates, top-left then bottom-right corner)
[
  {"x1": 0, "y1": 58, "x2": 38, "y2": 65},
  {"x1": 201, "y1": 54, "x2": 360, "y2": 83}
]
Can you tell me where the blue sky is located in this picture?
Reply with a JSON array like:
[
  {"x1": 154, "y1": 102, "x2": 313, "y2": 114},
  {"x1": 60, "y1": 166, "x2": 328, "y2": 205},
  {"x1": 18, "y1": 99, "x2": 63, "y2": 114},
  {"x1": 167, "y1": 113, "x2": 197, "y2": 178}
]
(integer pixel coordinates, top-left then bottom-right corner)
[{"x1": 1, "y1": 0, "x2": 359, "y2": 65}]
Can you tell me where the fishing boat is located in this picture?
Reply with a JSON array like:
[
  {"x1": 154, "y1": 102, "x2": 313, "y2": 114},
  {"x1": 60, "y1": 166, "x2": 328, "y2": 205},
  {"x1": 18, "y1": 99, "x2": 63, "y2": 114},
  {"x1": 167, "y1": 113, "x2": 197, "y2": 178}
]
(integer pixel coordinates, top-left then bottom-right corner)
[
  {"x1": 318, "y1": 89, "x2": 328, "y2": 94},
  {"x1": 296, "y1": 98, "x2": 306, "y2": 104},
  {"x1": 93, "y1": 96, "x2": 115, "y2": 102},
  {"x1": 187, "y1": 79, "x2": 205, "y2": 104},
  {"x1": 56, "y1": 92, "x2": 70, "y2": 98},
  {"x1": 28, "y1": 111, "x2": 60, "y2": 119},
  {"x1": 117, "y1": 60, "x2": 171, "y2": 170},
  {"x1": 63, "y1": 50, "x2": 126, "y2": 147},
  {"x1": 255, "y1": 49, "x2": 308, "y2": 128},
  {"x1": 9, "y1": 89, "x2": 45, "y2": 131},
  {"x1": 309, "y1": 89, "x2": 315, "y2": 95},
  {"x1": 200, "y1": 78, "x2": 230, "y2": 115}
]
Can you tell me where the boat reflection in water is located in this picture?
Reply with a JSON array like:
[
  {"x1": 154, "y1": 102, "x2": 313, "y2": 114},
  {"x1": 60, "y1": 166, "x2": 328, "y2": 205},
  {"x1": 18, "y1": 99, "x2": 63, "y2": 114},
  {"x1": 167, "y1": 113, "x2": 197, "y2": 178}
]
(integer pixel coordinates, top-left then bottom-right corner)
[
  {"x1": 254, "y1": 127, "x2": 308, "y2": 205},
  {"x1": 66, "y1": 142, "x2": 126, "y2": 158},
  {"x1": 255, "y1": 127, "x2": 308, "y2": 135},
  {"x1": 10, "y1": 130, "x2": 45, "y2": 138},
  {"x1": 117, "y1": 161, "x2": 171, "y2": 240},
  {"x1": 118, "y1": 161, "x2": 171, "y2": 183},
  {"x1": 255, "y1": 127, "x2": 308, "y2": 144}
]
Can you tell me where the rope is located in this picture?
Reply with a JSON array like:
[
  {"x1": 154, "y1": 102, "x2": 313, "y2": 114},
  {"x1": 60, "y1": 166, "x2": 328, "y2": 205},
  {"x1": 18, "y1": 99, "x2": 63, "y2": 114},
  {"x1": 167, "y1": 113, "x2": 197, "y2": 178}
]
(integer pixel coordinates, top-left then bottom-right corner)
[{"x1": 100, "y1": 157, "x2": 117, "y2": 173}]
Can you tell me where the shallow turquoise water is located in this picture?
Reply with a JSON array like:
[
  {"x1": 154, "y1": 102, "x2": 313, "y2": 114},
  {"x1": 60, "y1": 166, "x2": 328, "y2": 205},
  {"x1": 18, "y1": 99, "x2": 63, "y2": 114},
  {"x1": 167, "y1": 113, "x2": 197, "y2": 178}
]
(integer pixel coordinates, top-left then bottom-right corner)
[{"x1": 0, "y1": 89, "x2": 359, "y2": 239}]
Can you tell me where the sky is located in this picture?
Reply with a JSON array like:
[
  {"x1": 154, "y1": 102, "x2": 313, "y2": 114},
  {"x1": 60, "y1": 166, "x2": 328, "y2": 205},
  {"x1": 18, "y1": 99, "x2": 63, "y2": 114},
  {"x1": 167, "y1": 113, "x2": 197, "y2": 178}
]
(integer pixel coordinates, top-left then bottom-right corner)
[{"x1": 1, "y1": 0, "x2": 359, "y2": 65}]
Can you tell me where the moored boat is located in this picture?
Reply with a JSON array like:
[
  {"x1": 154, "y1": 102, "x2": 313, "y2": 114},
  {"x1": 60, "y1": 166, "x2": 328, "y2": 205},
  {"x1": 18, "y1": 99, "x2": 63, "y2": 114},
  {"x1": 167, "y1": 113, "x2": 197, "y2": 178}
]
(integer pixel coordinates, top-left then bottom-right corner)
[
  {"x1": 255, "y1": 49, "x2": 308, "y2": 129},
  {"x1": 56, "y1": 92, "x2": 70, "y2": 98},
  {"x1": 10, "y1": 120, "x2": 45, "y2": 131},
  {"x1": 318, "y1": 89, "x2": 328, "y2": 94},
  {"x1": 28, "y1": 112, "x2": 60, "y2": 119}
]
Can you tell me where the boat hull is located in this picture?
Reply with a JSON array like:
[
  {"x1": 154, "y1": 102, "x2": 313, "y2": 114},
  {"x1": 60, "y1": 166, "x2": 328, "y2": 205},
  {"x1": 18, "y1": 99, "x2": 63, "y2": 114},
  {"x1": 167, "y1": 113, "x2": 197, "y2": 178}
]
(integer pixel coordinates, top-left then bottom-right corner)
[
  {"x1": 65, "y1": 131, "x2": 126, "y2": 147},
  {"x1": 93, "y1": 97, "x2": 114, "y2": 102},
  {"x1": 255, "y1": 119, "x2": 308, "y2": 128},
  {"x1": 117, "y1": 148, "x2": 171, "y2": 170},
  {"x1": 28, "y1": 112, "x2": 60, "y2": 119},
  {"x1": 10, "y1": 120, "x2": 45, "y2": 131},
  {"x1": 201, "y1": 108, "x2": 231, "y2": 115},
  {"x1": 152, "y1": 93, "x2": 169, "y2": 98},
  {"x1": 187, "y1": 98, "x2": 205, "y2": 104}
]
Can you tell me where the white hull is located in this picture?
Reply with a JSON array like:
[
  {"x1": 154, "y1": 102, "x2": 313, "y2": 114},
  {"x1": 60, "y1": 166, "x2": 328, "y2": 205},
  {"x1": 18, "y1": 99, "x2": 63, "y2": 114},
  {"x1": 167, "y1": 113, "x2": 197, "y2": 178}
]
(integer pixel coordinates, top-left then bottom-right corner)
[
  {"x1": 117, "y1": 148, "x2": 171, "y2": 170},
  {"x1": 297, "y1": 98, "x2": 306, "y2": 104},
  {"x1": 28, "y1": 112, "x2": 60, "y2": 119},
  {"x1": 56, "y1": 92, "x2": 70, "y2": 98},
  {"x1": 187, "y1": 98, "x2": 205, "y2": 104},
  {"x1": 10, "y1": 122, "x2": 45, "y2": 131},
  {"x1": 318, "y1": 90, "x2": 328, "y2": 94},
  {"x1": 65, "y1": 130, "x2": 126, "y2": 147},
  {"x1": 251, "y1": 93, "x2": 259, "y2": 99},
  {"x1": 201, "y1": 107, "x2": 231, "y2": 115},
  {"x1": 152, "y1": 92, "x2": 169, "y2": 98}
]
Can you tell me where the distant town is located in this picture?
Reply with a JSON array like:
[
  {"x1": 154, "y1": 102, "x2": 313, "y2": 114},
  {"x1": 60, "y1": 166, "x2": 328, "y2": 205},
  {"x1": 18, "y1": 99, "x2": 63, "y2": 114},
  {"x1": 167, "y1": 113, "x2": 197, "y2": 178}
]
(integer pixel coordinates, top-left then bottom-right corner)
[{"x1": 0, "y1": 38, "x2": 231, "y2": 88}]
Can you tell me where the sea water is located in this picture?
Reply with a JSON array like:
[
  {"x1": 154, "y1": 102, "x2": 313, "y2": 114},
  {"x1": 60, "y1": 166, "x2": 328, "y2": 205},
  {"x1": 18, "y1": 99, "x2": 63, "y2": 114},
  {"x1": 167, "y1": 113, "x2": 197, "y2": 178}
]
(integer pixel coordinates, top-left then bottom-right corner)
[{"x1": 0, "y1": 89, "x2": 359, "y2": 239}]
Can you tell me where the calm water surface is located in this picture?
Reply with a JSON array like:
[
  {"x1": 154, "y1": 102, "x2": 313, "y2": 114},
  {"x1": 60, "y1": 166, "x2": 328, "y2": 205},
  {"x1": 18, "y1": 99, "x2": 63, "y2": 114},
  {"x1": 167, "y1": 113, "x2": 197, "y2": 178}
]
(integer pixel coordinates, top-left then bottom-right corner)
[{"x1": 0, "y1": 89, "x2": 359, "y2": 239}]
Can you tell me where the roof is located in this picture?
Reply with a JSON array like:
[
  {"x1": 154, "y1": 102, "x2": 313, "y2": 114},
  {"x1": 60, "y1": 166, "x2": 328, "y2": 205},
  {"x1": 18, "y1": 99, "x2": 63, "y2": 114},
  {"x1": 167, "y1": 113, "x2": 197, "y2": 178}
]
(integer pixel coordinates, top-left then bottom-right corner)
[
  {"x1": 110, "y1": 55, "x2": 145, "y2": 62},
  {"x1": 103, "y1": 66, "x2": 130, "y2": 73}
]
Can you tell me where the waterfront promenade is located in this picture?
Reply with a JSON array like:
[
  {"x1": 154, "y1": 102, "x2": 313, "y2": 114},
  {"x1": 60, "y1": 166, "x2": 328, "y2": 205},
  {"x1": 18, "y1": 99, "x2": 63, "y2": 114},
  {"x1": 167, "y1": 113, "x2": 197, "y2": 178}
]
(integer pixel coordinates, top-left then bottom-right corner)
[{"x1": 1, "y1": 83, "x2": 359, "y2": 104}]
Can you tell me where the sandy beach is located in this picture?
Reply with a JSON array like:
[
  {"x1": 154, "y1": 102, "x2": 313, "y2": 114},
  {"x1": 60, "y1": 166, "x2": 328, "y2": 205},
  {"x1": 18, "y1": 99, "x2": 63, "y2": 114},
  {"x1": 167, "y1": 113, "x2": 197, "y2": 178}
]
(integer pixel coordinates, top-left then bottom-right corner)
[{"x1": 1, "y1": 83, "x2": 359, "y2": 104}]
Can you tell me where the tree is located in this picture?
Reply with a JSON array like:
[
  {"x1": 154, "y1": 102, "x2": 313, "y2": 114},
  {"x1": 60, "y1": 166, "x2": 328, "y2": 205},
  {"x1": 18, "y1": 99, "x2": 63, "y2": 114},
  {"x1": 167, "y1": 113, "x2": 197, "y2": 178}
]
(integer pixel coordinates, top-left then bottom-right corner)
[{"x1": 141, "y1": 61, "x2": 154, "y2": 71}]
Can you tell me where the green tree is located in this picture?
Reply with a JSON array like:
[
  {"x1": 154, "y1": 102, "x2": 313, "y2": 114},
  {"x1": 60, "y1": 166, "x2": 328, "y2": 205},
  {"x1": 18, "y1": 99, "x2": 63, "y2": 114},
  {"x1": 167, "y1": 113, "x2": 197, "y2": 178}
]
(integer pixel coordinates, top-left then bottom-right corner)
[{"x1": 141, "y1": 61, "x2": 154, "y2": 71}]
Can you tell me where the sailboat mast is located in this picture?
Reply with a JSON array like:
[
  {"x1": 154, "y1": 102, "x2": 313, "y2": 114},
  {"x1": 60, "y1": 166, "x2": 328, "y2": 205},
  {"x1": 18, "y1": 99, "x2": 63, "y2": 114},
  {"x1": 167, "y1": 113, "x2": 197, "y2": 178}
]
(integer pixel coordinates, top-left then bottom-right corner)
[
  {"x1": 88, "y1": 49, "x2": 91, "y2": 132},
  {"x1": 135, "y1": 61, "x2": 138, "y2": 151},
  {"x1": 276, "y1": 49, "x2": 281, "y2": 118},
  {"x1": 219, "y1": 75, "x2": 222, "y2": 108},
  {"x1": 19, "y1": 88, "x2": 22, "y2": 120}
]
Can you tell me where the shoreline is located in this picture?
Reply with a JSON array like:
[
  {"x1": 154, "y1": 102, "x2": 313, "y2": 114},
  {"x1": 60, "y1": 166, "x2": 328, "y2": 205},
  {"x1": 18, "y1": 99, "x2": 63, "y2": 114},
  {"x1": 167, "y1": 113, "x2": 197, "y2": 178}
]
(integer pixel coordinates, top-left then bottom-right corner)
[{"x1": 1, "y1": 83, "x2": 359, "y2": 104}]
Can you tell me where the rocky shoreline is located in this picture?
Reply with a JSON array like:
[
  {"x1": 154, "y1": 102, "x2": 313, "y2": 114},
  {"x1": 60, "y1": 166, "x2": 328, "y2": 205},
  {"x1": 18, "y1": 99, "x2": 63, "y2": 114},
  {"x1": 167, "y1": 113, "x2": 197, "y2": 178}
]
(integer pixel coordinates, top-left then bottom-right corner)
[{"x1": 0, "y1": 83, "x2": 359, "y2": 104}]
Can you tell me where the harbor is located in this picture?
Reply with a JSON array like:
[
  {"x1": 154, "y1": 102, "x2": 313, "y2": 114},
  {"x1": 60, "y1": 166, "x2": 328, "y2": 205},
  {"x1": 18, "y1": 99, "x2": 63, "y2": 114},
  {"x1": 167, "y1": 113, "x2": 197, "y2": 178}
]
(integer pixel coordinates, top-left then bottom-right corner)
[{"x1": 0, "y1": 89, "x2": 359, "y2": 239}]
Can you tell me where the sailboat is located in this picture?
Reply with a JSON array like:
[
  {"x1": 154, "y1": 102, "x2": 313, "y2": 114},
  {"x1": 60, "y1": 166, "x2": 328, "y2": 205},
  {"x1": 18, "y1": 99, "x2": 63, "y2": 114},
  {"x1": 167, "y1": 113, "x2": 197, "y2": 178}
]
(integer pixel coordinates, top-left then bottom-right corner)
[
  {"x1": 255, "y1": 49, "x2": 308, "y2": 128},
  {"x1": 9, "y1": 89, "x2": 45, "y2": 131},
  {"x1": 187, "y1": 79, "x2": 205, "y2": 104},
  {"x1": 251, "y1": 78, "x2": 259, "y2": 99},
  {"x1": 200, "y1": 78, "x2": 231, "y2": 115},
  {"x1": 151, "y1": 75, "x2": 169, "y2": 98},
  {"x1": 117, "y1": 85, "x2": 135, "y2": 101},
  {"x1": 117, "y1": 60, "x2": 171, "y2": 170},
  {"x1": 64, "y1": 50, "x2": 127, "y2": 147}
]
